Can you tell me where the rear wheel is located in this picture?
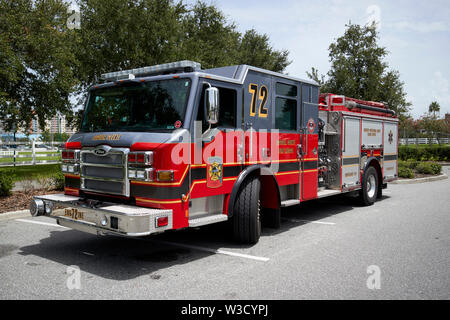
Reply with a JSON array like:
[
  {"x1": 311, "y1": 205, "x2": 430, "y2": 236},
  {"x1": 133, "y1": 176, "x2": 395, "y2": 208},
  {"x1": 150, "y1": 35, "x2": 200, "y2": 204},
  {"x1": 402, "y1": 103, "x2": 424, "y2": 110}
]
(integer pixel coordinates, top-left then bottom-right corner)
[
  {"x1": 232, "y1": 176, "x2": 261, "y2": 244},
  {"x1": 360, "y1": 166, "x2": 378, "y2": 206}
]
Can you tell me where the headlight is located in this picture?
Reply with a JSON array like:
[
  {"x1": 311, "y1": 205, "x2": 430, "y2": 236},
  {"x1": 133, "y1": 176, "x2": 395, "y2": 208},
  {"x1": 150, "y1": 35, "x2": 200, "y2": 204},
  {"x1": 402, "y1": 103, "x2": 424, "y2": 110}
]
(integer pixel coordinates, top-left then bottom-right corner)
[
  {"x1": 128, "y1": 168, "x2": 153, "y2": 181},
  {"x1": 128, "y1": 170, "x2": 136, "y2": 179},
  {"x1": 136, "y1": 170, "x2": 146, "y2": 179},
  {"x1": 62, "y1": 164, "x2": 79, "y2": 174}
]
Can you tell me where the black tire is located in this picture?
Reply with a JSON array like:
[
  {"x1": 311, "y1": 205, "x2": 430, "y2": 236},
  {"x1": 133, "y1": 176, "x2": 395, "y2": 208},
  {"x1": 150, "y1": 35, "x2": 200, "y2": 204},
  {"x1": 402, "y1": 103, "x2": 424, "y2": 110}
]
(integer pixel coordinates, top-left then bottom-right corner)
[
  {"x1": 376, "y1": 186, "x2": 383, "y2": 199},
  {"x1": 232, "y1": 176, "x2": 261, "y2": 244},
  {"x1": 360, "y1": 166, "x2": 378, "y2": 206}
]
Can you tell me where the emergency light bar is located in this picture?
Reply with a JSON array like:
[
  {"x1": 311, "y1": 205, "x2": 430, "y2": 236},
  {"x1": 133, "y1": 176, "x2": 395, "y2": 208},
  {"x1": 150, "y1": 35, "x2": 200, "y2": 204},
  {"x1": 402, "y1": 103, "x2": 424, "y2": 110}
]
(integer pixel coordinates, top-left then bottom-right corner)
[{"x1": 100, "y1": 60, "x2": 202, "y2": 82}]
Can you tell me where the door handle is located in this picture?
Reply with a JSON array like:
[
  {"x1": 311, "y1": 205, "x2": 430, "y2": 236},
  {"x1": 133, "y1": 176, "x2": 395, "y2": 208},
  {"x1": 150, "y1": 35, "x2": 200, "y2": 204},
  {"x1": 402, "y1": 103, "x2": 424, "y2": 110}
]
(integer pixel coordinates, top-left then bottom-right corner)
[
  {"x1": 297, "y1": 144, "x2": 303, "y2": 159},
  {"x1": 237, "y1": 144, "x2": 243, "y2": 162}
]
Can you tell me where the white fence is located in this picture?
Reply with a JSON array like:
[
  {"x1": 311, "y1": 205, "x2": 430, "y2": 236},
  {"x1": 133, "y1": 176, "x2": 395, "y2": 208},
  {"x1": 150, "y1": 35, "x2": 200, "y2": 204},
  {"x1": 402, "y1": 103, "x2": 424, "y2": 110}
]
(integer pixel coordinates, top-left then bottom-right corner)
[
  {"x1": 0, "y1": 141, "x2": 63, "y2": 167},
  {"x1": 399, "y1": 138, "x2": 449, "y2": 145}
]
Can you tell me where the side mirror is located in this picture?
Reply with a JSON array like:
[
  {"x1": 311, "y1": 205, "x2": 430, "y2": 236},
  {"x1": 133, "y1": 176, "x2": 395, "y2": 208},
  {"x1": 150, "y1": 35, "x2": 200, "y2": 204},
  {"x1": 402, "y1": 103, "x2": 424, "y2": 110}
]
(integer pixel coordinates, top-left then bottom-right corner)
[{"x1": 205, "y1": 87, "x2": 219, "y2": 125}]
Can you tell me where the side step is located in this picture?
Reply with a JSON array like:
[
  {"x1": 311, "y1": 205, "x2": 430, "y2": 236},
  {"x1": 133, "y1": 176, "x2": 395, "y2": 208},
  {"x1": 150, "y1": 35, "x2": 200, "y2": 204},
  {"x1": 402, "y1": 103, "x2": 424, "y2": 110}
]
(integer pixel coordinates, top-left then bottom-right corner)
[
  {"x1": 189, "y1": 213, "x2": 228, "y2": 227},
  {"x1": 317, "y1": 189, "x2": 341, "y2": 198},
  {"x1": 280, "y1": 199, "x2": 301, "y2": 207}
]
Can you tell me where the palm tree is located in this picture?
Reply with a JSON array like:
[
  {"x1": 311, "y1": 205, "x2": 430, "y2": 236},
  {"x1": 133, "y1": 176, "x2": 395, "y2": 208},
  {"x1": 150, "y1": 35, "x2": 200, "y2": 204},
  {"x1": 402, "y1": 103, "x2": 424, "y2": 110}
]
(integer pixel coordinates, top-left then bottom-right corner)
[
  {"x1": 427, "y1": 101, "x2": 441, "y2": 144},
  {"x1": 428, "y1": 101, "x2": 440, "y2": 118}
]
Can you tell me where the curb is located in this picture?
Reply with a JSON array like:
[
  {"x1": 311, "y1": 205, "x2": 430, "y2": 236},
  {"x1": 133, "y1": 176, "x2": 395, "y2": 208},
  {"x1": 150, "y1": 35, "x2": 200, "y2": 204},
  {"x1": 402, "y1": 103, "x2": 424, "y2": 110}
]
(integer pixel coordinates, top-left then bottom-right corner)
[
  {"x1": 0, "y1": 209, "x2": 31, "y2": 222},
  {"x1": 391, "y1": 173, "x2": 448, "y2": 184}
]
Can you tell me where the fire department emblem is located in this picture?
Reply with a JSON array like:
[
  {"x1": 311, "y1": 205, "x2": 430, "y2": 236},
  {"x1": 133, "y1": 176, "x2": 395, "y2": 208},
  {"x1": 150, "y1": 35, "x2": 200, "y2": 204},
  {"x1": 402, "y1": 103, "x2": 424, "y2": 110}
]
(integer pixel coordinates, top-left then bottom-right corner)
[
  {"x1": 207, "y1": 157, "x2": 223, "y2": 188},
  {"x1": 307, "y1": 118, "x2": 316, "y2": 134},
  {"x1": 388, "y1": 130, "x2": 394, "y2": 144}
]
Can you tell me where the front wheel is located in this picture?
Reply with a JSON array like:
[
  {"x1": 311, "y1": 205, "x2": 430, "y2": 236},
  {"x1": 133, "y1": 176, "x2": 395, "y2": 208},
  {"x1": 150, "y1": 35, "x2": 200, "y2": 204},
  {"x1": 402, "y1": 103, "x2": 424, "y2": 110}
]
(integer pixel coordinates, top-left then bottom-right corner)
[
  {"x1": 360, "y1": 166, "x2": 378, "y2": 206},
  {"x1": 232, "y1": 176, "x2": 261, "y2": 244}
]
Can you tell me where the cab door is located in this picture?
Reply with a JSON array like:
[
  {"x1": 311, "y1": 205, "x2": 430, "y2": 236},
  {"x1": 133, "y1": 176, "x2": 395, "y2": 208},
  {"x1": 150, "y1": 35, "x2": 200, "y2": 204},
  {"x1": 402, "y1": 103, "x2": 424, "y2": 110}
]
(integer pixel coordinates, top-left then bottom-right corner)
[
  {"x1": 272, "y1": 79, "x2": 301, "y2": 198},
  {"x1": 190, "y1": 80, "x2": 242, "y2": 208},
  {"x1": 242, "y1": 71, "x2": 272, "y2": 166}
]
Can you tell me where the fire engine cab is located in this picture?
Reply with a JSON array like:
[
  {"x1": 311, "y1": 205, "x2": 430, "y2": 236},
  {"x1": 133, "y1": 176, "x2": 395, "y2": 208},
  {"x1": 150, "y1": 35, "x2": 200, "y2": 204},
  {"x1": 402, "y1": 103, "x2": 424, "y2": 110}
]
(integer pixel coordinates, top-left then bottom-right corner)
[{"x1": 30, "y1": 61, "x2": 398, "y2": 244}]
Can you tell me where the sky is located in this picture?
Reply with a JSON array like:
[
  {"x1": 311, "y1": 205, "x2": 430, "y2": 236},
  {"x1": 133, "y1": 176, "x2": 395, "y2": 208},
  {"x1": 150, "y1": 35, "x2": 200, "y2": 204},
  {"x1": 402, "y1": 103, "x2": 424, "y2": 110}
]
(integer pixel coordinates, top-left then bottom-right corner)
[
  {"x1": 182, "y1": 0, "x2": 450, "y2": 119},
  {"x1": 69, "y1": 0, "x2": 450, "y2": 119}
]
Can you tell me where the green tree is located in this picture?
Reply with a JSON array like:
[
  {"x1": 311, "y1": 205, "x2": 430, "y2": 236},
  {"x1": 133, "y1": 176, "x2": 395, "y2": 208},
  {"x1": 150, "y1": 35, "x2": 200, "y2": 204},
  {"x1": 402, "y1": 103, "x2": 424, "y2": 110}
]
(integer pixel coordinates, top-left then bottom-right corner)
[
  {"x1": 176, "y1": 1, "x2": 241, "y2": 69},
  {"x1": 399, "y1": 116, "x2": 416, "y2": 140},
  {"x1": 2, "y1": 0, "x2": 290, "y2": 131},
  {"x1": 420, "y1": 114, "x2": 440, "y2": 144},
  {"x1": 0, "y1": 0, "x2": 79, "y2": 132},
  {"x1": 39, "y1": 130, "x2": 51, "y2": 143},
  {"x1": 421, "y1": 102, "x2": 447, "y2": 144},
  {"x1": 307, "y1": 23, "x2": 411, "y2": 118},
  {"x1": 236, "y1": 29, "x2": 290, "y2": 73},
  {"x1": 75, "y1": 0, "x2": 185, "y2": 91},
  {"x1": 74, "y1": 0, "x2": 291, "y2": 97},
  {"x1": 428, "y1": 101, "x2": 440, "y2": 117},
  {"x1": 65, "y1": 109, "x2": 84, "y2": 133}
]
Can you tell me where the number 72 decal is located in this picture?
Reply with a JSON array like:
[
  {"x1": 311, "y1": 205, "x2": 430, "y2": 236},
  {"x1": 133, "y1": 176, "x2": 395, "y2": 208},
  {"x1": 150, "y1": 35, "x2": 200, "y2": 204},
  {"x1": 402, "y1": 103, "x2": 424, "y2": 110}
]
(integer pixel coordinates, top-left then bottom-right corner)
[{"x1": 249, "y1": 84, "x2": 269, "y2": 118}]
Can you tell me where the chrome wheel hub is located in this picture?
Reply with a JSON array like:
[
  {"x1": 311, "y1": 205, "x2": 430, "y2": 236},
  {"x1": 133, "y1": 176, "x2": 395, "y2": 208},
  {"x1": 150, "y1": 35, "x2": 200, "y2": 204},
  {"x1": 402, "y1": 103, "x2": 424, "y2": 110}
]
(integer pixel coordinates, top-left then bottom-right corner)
[{"x1": 367, "y1": 175, "x2": 376, "y2": 198}]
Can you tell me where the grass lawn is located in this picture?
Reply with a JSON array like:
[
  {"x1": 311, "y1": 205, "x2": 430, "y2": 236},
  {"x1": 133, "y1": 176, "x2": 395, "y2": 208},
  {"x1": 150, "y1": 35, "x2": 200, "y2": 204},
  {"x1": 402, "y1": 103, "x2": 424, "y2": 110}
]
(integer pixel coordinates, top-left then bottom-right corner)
[
  {"x1": 0, "y1": 157, "x2": 60, "y2": 163},
  {"x1": 18, "y1": 151, "x2": 60, "y2": 155},
  {"x1": 0, "y1": 164, "x2": 61, "y2": 181},
  {"x1": 0, "y1": 151, "x2": 61, "y2": 163}
]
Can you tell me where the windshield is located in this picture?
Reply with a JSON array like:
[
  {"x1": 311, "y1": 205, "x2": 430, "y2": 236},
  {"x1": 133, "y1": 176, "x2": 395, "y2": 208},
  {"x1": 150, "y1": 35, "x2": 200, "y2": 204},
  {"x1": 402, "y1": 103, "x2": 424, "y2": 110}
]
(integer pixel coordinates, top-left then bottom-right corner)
[{"x1": 80, "y1": 78, "x2": 191, "y2": 132}]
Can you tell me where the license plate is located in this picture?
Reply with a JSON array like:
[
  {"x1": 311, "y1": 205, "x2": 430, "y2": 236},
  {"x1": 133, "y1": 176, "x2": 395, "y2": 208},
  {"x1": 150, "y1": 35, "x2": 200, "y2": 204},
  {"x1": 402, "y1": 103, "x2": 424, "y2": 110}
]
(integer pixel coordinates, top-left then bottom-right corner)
[{"x1": 64, "y1": 208, "x2": 85, "y2": 221}]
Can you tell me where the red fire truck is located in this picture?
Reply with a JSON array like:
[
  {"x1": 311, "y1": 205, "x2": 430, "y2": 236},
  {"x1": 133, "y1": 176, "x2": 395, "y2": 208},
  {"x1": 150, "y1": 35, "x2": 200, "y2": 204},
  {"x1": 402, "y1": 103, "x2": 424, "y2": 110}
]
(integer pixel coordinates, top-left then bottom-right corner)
[{"x1": 30, "y1": 61, "x2": 398, "y2": 244}]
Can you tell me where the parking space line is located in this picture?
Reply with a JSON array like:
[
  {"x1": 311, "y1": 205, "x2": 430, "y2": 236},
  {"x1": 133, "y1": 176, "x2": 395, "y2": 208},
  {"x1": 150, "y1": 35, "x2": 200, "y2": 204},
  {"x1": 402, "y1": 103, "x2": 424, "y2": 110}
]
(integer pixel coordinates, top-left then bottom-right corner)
[
  {"x1": 15, "y1": 218, "x2": 68, "y2": 229},
  {"x1": 282, "y1": 218, "x2": 336, "y2": 225},
  {"x1": 15, "y1": 218, "x2": 270, "y2": 262},
  {"x1": 149, "y1": 239, "x2": 270, "y2": 262}
]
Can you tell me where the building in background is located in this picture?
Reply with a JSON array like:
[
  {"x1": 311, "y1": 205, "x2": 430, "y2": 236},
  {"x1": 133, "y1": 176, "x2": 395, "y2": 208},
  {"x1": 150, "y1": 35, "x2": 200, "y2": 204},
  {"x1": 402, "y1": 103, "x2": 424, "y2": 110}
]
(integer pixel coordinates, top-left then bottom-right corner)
[{"x1": 30, "y1": 115, "x2": 76, "y2": 135}]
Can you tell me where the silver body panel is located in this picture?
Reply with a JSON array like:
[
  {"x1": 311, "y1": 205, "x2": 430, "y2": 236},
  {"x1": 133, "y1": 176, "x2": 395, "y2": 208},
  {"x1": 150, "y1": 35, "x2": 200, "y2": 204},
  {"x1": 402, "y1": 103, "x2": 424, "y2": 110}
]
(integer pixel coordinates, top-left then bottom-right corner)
[
  {"x1": 34, "y1": 194, "x2": 173, "y2": 237},
  {"x1": 342, "y1": 117, "x2": 361, "y2": 188},
  {"x1": 361, "y1": 119, "x2": 383, "y2": 148},
  {"x1": 189, "y1": 195, "x2": 225, "y2": 219},
  {"x1": 383, "y1": 122, "x2": 398, "y2": 179}
]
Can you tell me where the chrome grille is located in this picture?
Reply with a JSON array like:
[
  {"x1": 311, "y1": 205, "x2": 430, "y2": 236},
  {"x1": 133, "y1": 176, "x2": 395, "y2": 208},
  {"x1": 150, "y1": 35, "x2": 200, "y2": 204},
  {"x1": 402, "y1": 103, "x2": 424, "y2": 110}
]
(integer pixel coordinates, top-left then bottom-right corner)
[
  {"x1": 82, "y1": 166, "x2": 124, "y2": 180},
  {"x1": 83, "y1": 179, "x2": 124, "y2": 195},
  {"x1": 80, "y1": 146, "x2": 129, "y2": 196},
  {"x1": 82, "y1": 153, "x2": 123, "y2": 165}
]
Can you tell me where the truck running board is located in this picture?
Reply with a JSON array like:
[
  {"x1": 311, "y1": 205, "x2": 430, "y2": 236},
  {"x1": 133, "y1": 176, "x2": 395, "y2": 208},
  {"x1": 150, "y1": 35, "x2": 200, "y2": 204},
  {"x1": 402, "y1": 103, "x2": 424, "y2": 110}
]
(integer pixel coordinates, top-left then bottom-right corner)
[
  {"x1": 280, "y1": 199, "x2": 301, "y2": 207},
  {"x1": 189, "y1": 213, "x2": 228, "y2": 228}
]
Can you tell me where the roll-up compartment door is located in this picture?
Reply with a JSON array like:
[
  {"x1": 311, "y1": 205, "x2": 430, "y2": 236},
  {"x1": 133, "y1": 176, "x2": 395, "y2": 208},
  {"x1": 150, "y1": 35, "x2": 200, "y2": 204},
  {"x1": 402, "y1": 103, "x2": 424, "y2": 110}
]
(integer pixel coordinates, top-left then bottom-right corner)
[
  {"x1": 383, "y1": 122, "x2": 398, "y2": 178},
  {"x1": 361, "y1": 119, "x2": 383, "y2": 148},
  {"x1": 342, "y1": 117, "x2": 361, "y2": 188}
]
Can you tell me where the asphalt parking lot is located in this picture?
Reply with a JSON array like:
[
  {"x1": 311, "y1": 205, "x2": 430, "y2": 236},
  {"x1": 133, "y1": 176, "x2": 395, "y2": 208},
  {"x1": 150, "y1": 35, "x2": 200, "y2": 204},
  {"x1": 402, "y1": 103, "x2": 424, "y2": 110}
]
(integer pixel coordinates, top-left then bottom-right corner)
[{"x1": 1, "y1": 168, "x2": 449, "y2": 300}]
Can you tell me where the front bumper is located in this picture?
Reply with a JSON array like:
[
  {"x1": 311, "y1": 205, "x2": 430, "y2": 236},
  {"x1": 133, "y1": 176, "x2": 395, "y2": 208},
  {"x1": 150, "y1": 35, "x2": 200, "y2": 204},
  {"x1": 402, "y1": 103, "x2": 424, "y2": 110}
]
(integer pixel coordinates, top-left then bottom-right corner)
[{"x1": 30, "y1": 194, "x2": 173, "y2": 237}]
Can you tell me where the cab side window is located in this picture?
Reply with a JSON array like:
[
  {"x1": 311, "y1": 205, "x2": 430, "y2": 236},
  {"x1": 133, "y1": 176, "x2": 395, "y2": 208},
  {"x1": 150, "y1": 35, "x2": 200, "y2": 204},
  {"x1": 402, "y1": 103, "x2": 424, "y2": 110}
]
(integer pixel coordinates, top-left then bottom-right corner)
[{"x1": 275, "y1": 82, "x2": 298, "y2": 131}]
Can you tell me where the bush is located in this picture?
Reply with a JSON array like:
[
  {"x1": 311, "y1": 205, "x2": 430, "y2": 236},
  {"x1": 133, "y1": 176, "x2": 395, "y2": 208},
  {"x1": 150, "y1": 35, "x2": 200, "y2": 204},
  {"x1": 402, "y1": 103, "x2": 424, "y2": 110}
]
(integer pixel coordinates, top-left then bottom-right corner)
[
  {"x1": 36, "y1": 174, "x2": 53, "y2": 191},
  {"x1": 51, "y1": 171, "x2": 65, "y2": 191},
  {"x1": 0, "y1": 171, "x2": 14, "y2": 196},
  {"x1": 399, "y1": 159, "x2": 418, "y2": 170},
  {"x1": 430, "y1": 163, "x2": 442, "y2": 175},
  {"x1": 416, "y1": 162, "x2": 435, "y2": 175},
  {"x1": 398, "y1": 167, "x2": 415, "y2": 179},
  {"x1": 399, "y1": 145, "x2": 450, "y2": 161}
]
